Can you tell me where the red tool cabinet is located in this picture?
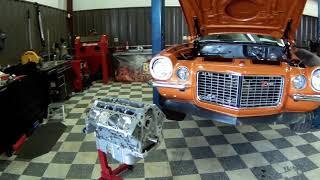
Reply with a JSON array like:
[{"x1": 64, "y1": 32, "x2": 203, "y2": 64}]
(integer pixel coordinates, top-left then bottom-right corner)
[{"x1": 74, "y1": 35, "x2": 109, "y2": 84}]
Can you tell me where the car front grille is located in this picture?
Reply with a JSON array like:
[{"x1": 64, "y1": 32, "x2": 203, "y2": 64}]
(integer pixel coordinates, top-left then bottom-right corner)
[{"x1": 197, "y1": 71, "x2": 284, "y2": 108}]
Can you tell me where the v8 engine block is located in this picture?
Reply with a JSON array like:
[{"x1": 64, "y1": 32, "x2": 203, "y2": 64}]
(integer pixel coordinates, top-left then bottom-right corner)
[{"x1": 85, "y1": 97, "x2": 165, "y2": 165}]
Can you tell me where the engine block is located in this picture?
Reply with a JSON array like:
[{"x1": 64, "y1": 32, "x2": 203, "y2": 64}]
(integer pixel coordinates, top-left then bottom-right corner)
[{"x1": 85, "y1": 97, "x2": 165, "y2": 165}]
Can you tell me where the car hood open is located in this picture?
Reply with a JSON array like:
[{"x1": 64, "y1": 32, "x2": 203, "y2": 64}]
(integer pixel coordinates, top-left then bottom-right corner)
[{"x1": 179, "y1": 0, "x2": 307, "y2": 40}]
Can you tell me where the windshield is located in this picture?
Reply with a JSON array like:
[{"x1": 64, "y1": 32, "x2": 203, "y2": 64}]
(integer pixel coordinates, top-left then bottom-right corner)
[{"x1": 199, "y1": 33, "x2": 285, "y2": 47}]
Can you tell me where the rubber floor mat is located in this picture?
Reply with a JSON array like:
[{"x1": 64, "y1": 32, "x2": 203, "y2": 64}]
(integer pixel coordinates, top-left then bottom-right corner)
[{"x1": 16, "y1": 122, "x2": 66, "y2": 159}]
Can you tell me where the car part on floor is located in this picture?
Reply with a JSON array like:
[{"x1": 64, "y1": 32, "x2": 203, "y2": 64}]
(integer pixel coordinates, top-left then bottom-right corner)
[{"x1": 85, "y1": 97, "x2": 165, "y2": 165}]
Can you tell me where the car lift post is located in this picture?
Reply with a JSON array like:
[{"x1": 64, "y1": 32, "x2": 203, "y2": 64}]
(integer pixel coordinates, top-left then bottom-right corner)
[
  {"x1": 152, "y1": 0, "x2": 165, "y2": 106},
  {"x1": 315, "y1": 0, "x2": 320, "y2": 128}
]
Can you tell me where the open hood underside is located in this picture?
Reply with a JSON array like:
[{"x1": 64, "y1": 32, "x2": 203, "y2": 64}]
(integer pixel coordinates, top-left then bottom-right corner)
[{"x1": 179, "y1": 0, "x2": 307, "y2": 40}]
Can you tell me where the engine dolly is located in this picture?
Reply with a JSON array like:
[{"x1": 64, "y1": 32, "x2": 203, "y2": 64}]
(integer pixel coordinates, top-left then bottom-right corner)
[{"x1": 98, "y1": 150, "x2": 132, "y2": 180}]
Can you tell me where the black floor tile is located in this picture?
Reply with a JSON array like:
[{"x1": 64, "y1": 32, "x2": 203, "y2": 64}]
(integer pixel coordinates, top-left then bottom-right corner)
[
  {"x1": 251, "y1": 165, "x2": 281, "y2": 180},
  {"x1": 66, "y1": 113, "x2": 82, "y2": 119},
  {"x1": 163, "y1": 122, "x2": 180, "y2": 129},
  {"x1": 296, "y1": 144, "x2": 319, "y2": 156},
  {"x1": 165, "y1": 138, "x2": 187, "y2": 148},
  {"x1": 76, "y1": 119, "x2": 85, "y2": 125},
  {"x1": 262, "y1": 150, "x2": 288, "y2": 164},
  {"x1": 218, "y1": 156, "x2": 247, "y2": 171},
  {"x1": 200, "y1": 172, "x2": 230, "y2": 180},
  {"x1": 252, "y1": 124, "x2": 272, "y2": 131},
  {"x1": 218, "y1": 126, "x2": 239, "y2": 134},
  {"x1": 170, "y1": 160, "x2": 198, "y2": 176},
  {"x1": 82, "y1": 96, "x2": 94, "y2": 100},
  {"x1": 74, "y1": 104, "x2": 88, "y2": 108},
  {"x1": 182, "y1": 128, "x2": 203, "y2": 137},
  {"x1": 145, "y1": 149, "x2": 168, "y2": 162},
  {"x1": 196, "y1": 120, "x2": 215, "y2": 127},
  {"x1": 189, "y1": 147, "x2": 215, "y2": 159},
  {"x1": 270, "y1": 138, "x2": 293, "y2": 149},
  {"x1": 121, "y1": 163, "x2": 145, "y2": 178},
  {"x1": 300, "y1": 133, "x2": 320, "y2": 143},
  {"x1": 205, "y1": 135, "x2": 229, "y2": 145},
  {"x1": 276, "y1": 128, "x2": 296, "y2": 137},
  {"x1": 290, "y1": 174, "x2": 309, "y2": 180},
  {"x1": 23, "y1": 162, "x2": 48, "y2": 176},
  {"x1": 0, "y1": 160, "x2": 11, "y2": 171},
  {"x1": 66, "y1": 164, "x2": 94, "y2": 179},
  {"x1": 146, "y1": 177, "x2": 173, "y2": 180},
  {"x1": 65, "y1": 133, "x2": 86, "y2": 141},
  {"x1": 291, "y1": 158, "x2": 318, "y2": 172},
  {"x1": 0, "y1": 173, "x2": 19, "y2": 180},
  {"x1": 51, "y1": 142, "x2": 62, "y2": 152},
  {"x1": 51, "y1": 152, "x2": 77, "y2": 164},
  {"x1": 243, "y1": 132, "x2": 266, "y2": 142},
  {"x1": 79, "y1": 141, "x2": 97, "y2": 152},
  {"x1": 232, "y1": 143, "x2": 258, "y2": 155}
]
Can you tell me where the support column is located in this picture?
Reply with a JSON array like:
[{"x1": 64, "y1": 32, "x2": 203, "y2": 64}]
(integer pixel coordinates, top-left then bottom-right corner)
[{"x1": 152, "y1": 0, "x2": 165, "y2": 106}]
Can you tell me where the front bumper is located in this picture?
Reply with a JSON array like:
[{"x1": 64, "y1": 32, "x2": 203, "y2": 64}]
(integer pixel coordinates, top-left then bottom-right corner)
[
  {"x1": 151, "y1": 81, "x2": 190, "y2": 91},
  {"x1": 293, "y1": 94, "x2": 320, "y2": 102},
  {"x1": 162, "y1": 100, "x2": 310, "y2": 126}
]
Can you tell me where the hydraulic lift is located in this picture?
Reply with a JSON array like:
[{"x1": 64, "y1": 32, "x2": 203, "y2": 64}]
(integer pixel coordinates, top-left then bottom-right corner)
[{"x1": 152, "y1": 0, "x2": 165, "y2": 106}]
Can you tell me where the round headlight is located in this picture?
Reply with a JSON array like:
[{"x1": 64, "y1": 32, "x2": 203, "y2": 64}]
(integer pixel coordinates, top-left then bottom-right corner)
[
  {"x1": 293, "y1": 75, "x2": 307, "y2": 90},
  {"x1": 311, "y1": 68, "x2": 320, "y2": 91},
  {"x1": 176, "y1": 67, "x2": 190, "y2": 81},
  {"x1": 149, "y1": 56, "x2": 173, "y2": 80}
]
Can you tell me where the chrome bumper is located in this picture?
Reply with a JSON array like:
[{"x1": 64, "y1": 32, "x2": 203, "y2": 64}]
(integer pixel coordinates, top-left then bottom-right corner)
[
  {"x1": 150, "y1": 81, "x2": 190, "y2": 91},
  {"x1": 293, "y1": 94, "x2": 320, "y2": 102}
]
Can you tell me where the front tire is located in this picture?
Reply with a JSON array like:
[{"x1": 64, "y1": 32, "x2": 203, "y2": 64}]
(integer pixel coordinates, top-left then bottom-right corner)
[{"x1": 162, "y1": 108, "x2": 186, "y2": 121}]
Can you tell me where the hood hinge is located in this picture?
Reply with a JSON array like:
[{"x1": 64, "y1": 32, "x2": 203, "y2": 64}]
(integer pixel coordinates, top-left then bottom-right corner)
[
  {"x1": 283, "y1": 19, "x2": 293, "y2": 40},
  {"x1": 193, "y1": 16, "x2": 201, "y2": 37}
]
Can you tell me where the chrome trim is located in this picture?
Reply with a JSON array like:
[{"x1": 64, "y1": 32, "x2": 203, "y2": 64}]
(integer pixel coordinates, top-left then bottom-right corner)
[
  {"x1": 151, "y1": 81, "x2": 190, "y2": 90},
  {"x1": 196, "y1": 71, "x2": 284, "y2": 109},
  {"x1": 293, "y1": 94, "x2": 320, "y2": 102},
  {"x1": 311, "y1": 68, "x2": 320, "y2": 92}
]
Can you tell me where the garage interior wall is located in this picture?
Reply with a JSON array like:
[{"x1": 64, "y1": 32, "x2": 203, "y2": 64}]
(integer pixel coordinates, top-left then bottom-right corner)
[
  {"x1": 0, "y1": 0, "x2": 68, "y2": 65},
  {"x1": 73, "y1": 7, "x2": 318, "y2": 48}
]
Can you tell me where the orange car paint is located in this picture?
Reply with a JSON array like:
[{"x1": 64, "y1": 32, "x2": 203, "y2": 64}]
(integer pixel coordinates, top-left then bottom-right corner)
[{"x1": 156, "y1": 46, "x2": 320, "y2": 118}]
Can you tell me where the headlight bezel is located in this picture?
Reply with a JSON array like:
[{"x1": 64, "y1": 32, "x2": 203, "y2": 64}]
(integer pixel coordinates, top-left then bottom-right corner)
[
  {"x1": 149, "y1": 56, "x2": 173, "y2": 81},
  {"x1": 311, "y1": 68, "x2": 320, "y2": 92},
  {"x1": 292, "y1": 75, "x2": 307, "y2": 90},
  {"x1": 176, "y1": 66, "x2": 190, "y2": 81}
]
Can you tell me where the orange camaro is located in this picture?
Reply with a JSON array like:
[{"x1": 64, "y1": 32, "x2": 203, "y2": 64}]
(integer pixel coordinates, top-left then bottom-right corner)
[{"x1": 150, "y1": 0, "x2": 320, "y2": 132}]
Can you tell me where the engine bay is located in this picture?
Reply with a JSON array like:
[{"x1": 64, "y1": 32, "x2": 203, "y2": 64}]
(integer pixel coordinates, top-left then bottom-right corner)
[{"x1": 194, "y1": 41, "x2": 287, "y2": 61}]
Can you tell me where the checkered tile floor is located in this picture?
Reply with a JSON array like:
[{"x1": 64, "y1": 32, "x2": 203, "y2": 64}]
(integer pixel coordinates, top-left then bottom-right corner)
[{"x1": 1, "y1": 82, "x2": 320, "y2": 180}]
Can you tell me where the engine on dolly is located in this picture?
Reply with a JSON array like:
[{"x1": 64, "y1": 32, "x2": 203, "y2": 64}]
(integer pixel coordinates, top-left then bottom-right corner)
[{"x1": 85, "y1": 97, "x2": 165, "y2": 165}]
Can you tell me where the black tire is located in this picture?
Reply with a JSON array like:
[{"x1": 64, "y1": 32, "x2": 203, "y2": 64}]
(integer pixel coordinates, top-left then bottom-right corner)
[
  {"x1": 162, "y1": 108, "x2": 186, "y2": 121},
  {"x1": 289, "y1": 112, "x2": 314, "y2": 133}
]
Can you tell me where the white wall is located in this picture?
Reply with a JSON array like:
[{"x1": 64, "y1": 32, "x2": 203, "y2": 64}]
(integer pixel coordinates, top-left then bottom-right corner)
[
  {"x1": 74, "y1": 0, "x2": 179, "y2": 11},
  {"x1": 24, "y1": 0, "x2": 67, "y2": 10},
  {"x1": 304, "y1": 0, "x2": 318, "y2": 17},
  {"x1": 74, "y1": 0, "x2": 319, "y2": 17}
]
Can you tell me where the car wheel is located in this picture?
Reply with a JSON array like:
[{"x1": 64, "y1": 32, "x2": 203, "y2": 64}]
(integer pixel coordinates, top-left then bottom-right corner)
[
  {"x1": 162, "y1": 108, "x2": 186, "y2": 121},
  {"x1": 289, "y1": 112, "x2": 314, "y2": 133}
]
